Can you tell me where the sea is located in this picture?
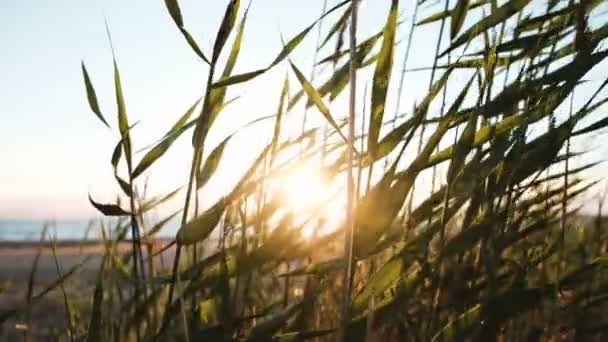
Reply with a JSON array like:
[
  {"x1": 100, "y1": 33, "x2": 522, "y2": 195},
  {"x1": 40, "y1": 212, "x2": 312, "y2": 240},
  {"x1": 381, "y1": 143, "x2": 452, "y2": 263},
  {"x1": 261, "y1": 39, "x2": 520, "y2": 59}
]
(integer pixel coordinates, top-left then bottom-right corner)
[{"x1": 0, "y1": 219, "x2": 178, "y2": 241}]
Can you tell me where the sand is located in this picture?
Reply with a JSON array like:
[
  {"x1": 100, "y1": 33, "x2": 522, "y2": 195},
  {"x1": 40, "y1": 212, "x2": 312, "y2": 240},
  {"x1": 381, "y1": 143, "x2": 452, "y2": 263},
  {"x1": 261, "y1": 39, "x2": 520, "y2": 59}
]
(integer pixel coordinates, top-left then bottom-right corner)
[{"x1": 0, "y1": 239, "x2": 175, "y2": 341}]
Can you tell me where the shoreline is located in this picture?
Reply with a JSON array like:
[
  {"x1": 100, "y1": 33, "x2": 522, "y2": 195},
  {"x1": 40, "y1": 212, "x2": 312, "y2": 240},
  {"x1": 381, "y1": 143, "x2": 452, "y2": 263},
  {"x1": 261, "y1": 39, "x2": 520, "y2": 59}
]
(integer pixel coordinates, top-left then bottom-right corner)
[{"x1": 0, "y1": 238, "x2": 174, "y2": 256}]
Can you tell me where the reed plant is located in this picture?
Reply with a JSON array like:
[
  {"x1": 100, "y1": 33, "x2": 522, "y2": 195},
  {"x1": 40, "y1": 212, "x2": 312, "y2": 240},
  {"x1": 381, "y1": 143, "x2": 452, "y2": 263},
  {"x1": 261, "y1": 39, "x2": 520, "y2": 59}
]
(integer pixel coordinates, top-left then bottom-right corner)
[{"x1": 4, "y1": 0, "x2": 608, "y2": 340}]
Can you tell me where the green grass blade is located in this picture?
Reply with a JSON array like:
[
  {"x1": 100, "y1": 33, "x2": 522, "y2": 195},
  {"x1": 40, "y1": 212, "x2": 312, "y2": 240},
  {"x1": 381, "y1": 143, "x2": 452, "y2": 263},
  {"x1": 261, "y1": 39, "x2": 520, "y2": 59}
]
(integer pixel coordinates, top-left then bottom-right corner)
[
  {"x1": 146, "y1": 210, "x2": 181, "y2": 237},
  {"x1": 131, "y1": 100, "x2": 201, "y2": 178},
  {"x1": 368, "y1": 0, "x2": 398, "y2": 157},
  {"x1": 208, "y1": 4, "x2": 250, "y2": 121},
  {"x1": 445, "y1": 75, "x2": 477, "y2": 184},
  {"x1": 197, "y1": 136, "x2": 231, "y2": 189},
  {"x1": 442, "y1": 0, "x2": 532, "y2": 56},
  {"x1": 417, "y1": 0, "x2": 488, "y2": 26},
  {"x1": 81, "y1": 62, "x2": 110, "y2": 128},
  {"x1": 111, "y1": 58, "x2": 132, "y2": 162},
  {"x1": 450, "y1": 0, "x2": 470, "y2": 40},
  {"x1": 212, "y1": 0, "x2": 349, "y2": 89},
  {"x1": 177, "y1": 198, "x2": 226, "y2": 245},
  {"x1": 290, "y1": 62, "x2": 351, "y2": 150},
  {"x1": 89, "y1": 194, "x2": 131, "y2": 216},
  {"x1": 212, "y1": 0, "x2": 240, "y2": 64},
  {"x1": 86, "y1": 258, "x2": 106, "y2": 342},
  {"x1": 164, "y1": 0, "x2": 211, "y2": 64}
]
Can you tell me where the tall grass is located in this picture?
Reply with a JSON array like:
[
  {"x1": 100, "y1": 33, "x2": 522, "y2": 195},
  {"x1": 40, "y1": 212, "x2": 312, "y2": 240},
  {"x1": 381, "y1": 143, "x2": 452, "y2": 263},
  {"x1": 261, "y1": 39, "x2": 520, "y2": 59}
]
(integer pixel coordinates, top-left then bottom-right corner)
[{"x1": 3, "y1": 0, "x2": 608, "y2": 340}]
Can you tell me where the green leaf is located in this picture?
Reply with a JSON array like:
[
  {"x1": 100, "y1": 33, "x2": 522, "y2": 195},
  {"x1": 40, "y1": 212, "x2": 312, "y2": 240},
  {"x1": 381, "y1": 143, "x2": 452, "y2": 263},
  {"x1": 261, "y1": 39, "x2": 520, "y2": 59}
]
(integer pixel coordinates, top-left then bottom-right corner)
[
  {"x1": 88, "y1": 195, "x2": 130, "y2": 216},
  {"x1": 368, "y1": 0, "x2": 398, "y2": 157},
  {"x1": 416, "y1": 67, "x2": 454, "y2": 117},
  {"x1": 270, "y1": 75, "x2": 289, "y2": 158},
  {"x1": 515, "y1": 0, "x2": 603, "y2": 34},
  {"x1": 288, "y1": 35, "x2": 378, "y2": 111},
  {"x1": 446, "y1": 75, "x2": 477, "y2": 184},
  {"x1": 212, "y1": 0, "x2": 350, "y2": 89},
  {"x1": 131, "y1": 100, "x2": 201, "y2": 178},
  {"x1": 573, "y1": 96, "x2": 608, "y2": 136},
  {"x1": 146, "y1": 210, "x2": 181, "y2": 237},
  {"x1": 177, "y1": 198, "x2": 225, "y2": 245},
  {"x1": 290, "y1": 62, "x2": 351, "y2": 149},
  {"x1": 81, "y1": 62, "x2": 109, "y2": 128},
  {"x1": 115, "y1": 174, "x2": 132, "y2": 197},
  {"x1": 471, "y1": 27, "x2": 568, "y2": 56},
  {"x1": 111, "y1": 137, "x2": 122, "y2": 170},
  {"x1": 319, "y1": 3, "x2": 351, "y2": 49},
  {"x1": 140, "y1": 186, "x2": 183, "y2": 213},
  {"x1": 502, "y1": 127, "x2": 574, "y2": 187},
  {"x1": 212, "y1": 69, "x2": 266, "y2": 88},
  {"x1": 86, "y1": 260, "x2": 105, "y2": 342},
  {"x1": 417, "y1": 0, "x2": 488, "y2": 26},
  {"x1": 197, "y1": 136, "x2": 231, "y2": 189},
  {"x1": 442, "y1": 0, "x2": 532, "y2": 56},
  {"x1": 208, "y1": 5, "x2": 250, "y2": 120},
  {"x1": 182, "y1": 28, "x2": 212, "y2": 64},
  {"x1": 451, "y1": 0, "x2": 470, "y2": 40},
  {"x1": 246, "y1": 301, "x2": 303, "y2": 341},
  {"x1": 111, "y1": 121, "x2": 140, "y2": 172},
  {"x1": 112, "y1": 58, "x2": 133, "y2": 162},
  {"x1": 317, "y1": 32, "x2": 382, "y2": 66},
  {"x1": 164, "y1": 0, "x2": 211, "y2": 64},
  {"x1": 212, "y1": 0, "x2": 240, "y2": 64},
  {"x1": 164, "y1": 0, "x2": 184, "y2": 27}
]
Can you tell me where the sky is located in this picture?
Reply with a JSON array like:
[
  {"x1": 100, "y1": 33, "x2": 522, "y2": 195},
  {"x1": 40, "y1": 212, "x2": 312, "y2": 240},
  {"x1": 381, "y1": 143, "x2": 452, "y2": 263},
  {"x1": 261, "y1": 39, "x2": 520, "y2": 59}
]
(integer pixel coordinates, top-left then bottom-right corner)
[{"x1": 1, "y1": 0, "x2": 608, "y2": 221}]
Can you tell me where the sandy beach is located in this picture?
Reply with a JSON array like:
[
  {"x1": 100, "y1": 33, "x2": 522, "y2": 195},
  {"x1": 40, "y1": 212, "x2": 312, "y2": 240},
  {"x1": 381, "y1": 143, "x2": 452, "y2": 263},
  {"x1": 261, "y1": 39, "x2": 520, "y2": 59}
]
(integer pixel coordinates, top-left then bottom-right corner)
[{"x1": 0, "y1": 239, "x2": 175, "y2": 341}]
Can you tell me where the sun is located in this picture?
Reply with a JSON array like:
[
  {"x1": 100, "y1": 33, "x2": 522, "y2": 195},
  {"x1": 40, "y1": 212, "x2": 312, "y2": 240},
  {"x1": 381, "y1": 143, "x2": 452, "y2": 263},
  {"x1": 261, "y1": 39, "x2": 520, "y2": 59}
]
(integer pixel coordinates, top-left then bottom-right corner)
[
  {"x1": 282, "y1": 164, "x2": 327, "y2": 212},
  {"x1": 278, "y1": 162, "x2": 345, "y2": 238}
]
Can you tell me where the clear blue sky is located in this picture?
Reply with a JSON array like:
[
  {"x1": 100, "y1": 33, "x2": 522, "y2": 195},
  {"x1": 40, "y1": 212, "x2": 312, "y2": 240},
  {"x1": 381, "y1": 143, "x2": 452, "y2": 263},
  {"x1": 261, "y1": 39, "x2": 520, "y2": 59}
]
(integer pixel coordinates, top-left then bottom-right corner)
[{"x1": 1, "y1": 0, "x2": 607, "y2": 220}]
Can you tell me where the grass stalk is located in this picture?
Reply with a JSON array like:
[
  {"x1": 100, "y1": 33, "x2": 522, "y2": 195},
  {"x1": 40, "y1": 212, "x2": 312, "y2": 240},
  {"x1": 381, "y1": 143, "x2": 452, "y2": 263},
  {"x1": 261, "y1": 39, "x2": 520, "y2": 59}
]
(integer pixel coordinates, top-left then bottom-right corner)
[{"x1": 340, "y1": 0, "x2": 359, "y2": 339}]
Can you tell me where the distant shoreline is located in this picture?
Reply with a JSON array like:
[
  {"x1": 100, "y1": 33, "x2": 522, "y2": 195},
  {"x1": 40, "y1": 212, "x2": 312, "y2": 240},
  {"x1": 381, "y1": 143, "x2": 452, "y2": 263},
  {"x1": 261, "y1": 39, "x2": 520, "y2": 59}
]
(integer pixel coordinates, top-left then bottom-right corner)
[{"x1": 0, "y1": 238, "x2": 174, "y2": 256}]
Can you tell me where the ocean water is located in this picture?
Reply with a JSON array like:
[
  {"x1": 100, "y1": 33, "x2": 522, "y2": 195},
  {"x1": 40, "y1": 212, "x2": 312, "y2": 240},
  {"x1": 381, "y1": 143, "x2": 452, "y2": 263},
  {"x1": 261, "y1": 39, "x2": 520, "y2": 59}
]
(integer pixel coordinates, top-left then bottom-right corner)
[
  {"x1": 0, "y1": 220, "x2": 98, "y2": 241},
  {"x1": 0, "y1": 219, "x2": 178, "y2": 241}
]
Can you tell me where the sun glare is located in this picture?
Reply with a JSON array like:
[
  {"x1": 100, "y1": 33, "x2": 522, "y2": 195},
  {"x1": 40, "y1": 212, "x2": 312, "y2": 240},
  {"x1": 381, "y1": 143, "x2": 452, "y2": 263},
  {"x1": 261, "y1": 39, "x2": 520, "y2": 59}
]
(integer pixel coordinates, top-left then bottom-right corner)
[
  {"x1": 282, "y1": 164, "x2": 326, "y2": 212},
  {"x1": 278, "y1": 163, "x2": 345, "y2": 239}
]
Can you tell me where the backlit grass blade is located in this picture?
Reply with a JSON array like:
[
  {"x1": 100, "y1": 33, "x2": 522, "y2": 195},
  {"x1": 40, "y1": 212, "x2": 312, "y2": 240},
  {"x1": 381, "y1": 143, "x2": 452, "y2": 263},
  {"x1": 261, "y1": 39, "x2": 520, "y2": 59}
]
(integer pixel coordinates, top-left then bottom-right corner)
[
  {"x1": 290, "y1": 62, "x2": 351, "y2": 149},
  {"x1": 319, "y1": 3, "x2": 351, "y2": 49},
  {"x1": 515, "y1": 0, "x2": 602, "y2": 34},
  {"x1": 445, "y1": 75, "x2": 477, "y2": 184},
  {"x1": 417, "y1": 0, "x2": 488, "y2": 26},
  {"x1": 208, "y1": 4, "x2": 250, "y2": 121},
  {"x1": 317, "y1": 32, "x2": 381, "y2": 66},
  {"x1": 115, "y1": 175, "x2": 132, "y2": 197},
  {"x1": 450, "y1": 0, "x2": 470, "y2": 40},
  {"x1": 140, "y1": 186, "x2": 183, "y2": 213},
  {"x1": 145, "y1": 210, "x2": 181, "y2": 237},
  {"x1": 81, "y1": 61, "x2": 110, "y2": 128},
  {"x1": 212, "y1": 0, "x2": 240, "y2": 64},
  {"x1": 271, "y1": 75, "x2": 289, "y2": 152},
  {"x1": 197, "y1": 136, "x2": 231, "y2": 189},
  {"x1": 86, "y1": 258, "x2": 105, "y2": 342},
  {"x1": 49, "y1": 237, "x2": 75, "y2": 339},
  {"x1": 441, "y1": 0, "x2": 532, "y2": 56},
  {"x1": 131, "y1": 100, "x2": 201, "y2": 178},
  {"x1": 287, "y1": 36, "x2": 377, "y2": 111},
  {"x1": 368, "y1": 0, "x2": 398, "y2": 157},
  {"x1": 177, "y1": 198, "x2": 226, "y2": 245},
  {"x1": 105, "y1": 22, "x2": 132, "y2": 161},
  {"x1": 164, "y1": 0, "x2": 211, "y2": 64},
  {"x1": 246, "y1": 301, "x2": 303, "y2": 341},
  {"x1": 111, "y1": 121, "x2": 139, "y2": 173},
  {"x1": 212, "y1": 0, "x2": 350, "y2": 89}
]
